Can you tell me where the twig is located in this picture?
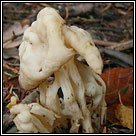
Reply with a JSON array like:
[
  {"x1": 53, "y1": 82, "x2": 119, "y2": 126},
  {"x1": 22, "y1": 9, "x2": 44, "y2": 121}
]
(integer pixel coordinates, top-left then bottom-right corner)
[
  {"x1": 127, "y1": 5, "x2": 133, "y2": 13},
  {"x1": 3, "y1": 32, "x2": 23, "y2": 44},
  {"x1": 39, "y1": 3, "x2": 50, "y2": 7},
  {"x1": 4, "y1": 72, "x2": 18, "y2": 80},
  {"x1": 60, "y1": 3, "x2": 93, "y2": 18},
  {"x1": 119, "y1": 71, "x2": 133, "y2": 79},
  {"x1": 107, "y1": 97, "x2": 119, "y2": 107},
  {"x1": 65, "y1": 7, "x2": 69, "y2": 19},
  {"x1": 107, "y1": 86, "x2": 130, "y2": 107},
  {"x1": 107, "y1": 40, "x2": 133, "y2": 51},
  {"x1": 94, "y1": 39, "x2": 133, "y2": 51},
  {"x1": 101, "y1": 3, "x2": 112, "y2": 12},
  {"x1": 6, "y1": 9, "x2": 29, "y2": 14},
  {"x1": 3, "y1": 63, "x2": 19, "y2": 73},
  {"x1": 92, "y1": 27, "x2": 123, "y2": 33},
  {"x1": 119, "y1": 128, "x2": 133, "y2": 133},
  {"x1": 13, "y1": 91, "x2": 19, "y2": 99},
  {"x1": 93, "y1": 39, "x2": 117, "y2": 47},
  {"x1": 101, "y1": 48, "x2": 133, "y2": 66},
  {"x1": 6, "y1": 63, "x2": 20, "y2": 67},
  {"x1": 3, "y1": 93, "x2": 12, "y2": 102},
  {"x1": 9, "y1": 86, "x2": 13, "y2": 94},
  {"x1": 110, "y1": 57, "x2": 130, "y2": 68},
  {"x1": 116, "y1": 9, "x2": 127, "y2": 15},
  {"x1": 118, "y1": 90, "x2": 123, "y2": 105},
  {"x1": 21, "y1": 89, "x2": 39, "y2": 104}
]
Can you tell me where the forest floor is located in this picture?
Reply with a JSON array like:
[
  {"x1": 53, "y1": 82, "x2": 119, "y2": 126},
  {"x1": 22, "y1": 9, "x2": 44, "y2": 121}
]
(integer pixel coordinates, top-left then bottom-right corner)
[{"x1": 2, "y1": 2, "x2": 134, "y2": 134}]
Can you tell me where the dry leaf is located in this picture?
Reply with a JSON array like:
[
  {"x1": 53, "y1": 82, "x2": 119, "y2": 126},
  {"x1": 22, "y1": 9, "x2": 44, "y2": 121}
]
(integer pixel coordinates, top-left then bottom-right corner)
[
  {"x1": 115, "y1": 104, "x2": 133, "y2": 130},
  {"x1": 3, "y1": 39, "x2": 22, "y2": 49},
  {"x1": 100, "y1": 67, "x2": 133, "y2": 114},
  {"x1": 3, "y1": 48, "x2": 19, "y2": 59},
  {"x1": 100, "y1": 67, "x2": 133, "y2": 125},
  {"x1": 3, "y1": 22, "x2": 27, "y2": 41},
  {"x1": 3, "y1": 22, "x2": 28, "y2": 48}
]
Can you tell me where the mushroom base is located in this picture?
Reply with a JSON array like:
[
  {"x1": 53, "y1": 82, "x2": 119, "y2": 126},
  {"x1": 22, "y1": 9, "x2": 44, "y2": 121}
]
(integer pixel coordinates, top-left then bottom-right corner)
[{"x1": 8, "y1": 57, "x2": 106, "y2": 133}]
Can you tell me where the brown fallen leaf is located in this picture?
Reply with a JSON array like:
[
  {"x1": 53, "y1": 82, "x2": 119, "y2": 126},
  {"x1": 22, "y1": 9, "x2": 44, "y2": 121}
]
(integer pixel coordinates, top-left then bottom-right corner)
[
  {"x1": 100, "y1": 67, "x2": 133, "y2": 114},
  {"x1": 100, "y1": 67, "x2": 133, "y2": 125},
  {"x1": 115, "y1": 104, "x2": 133, "y2": 130}
]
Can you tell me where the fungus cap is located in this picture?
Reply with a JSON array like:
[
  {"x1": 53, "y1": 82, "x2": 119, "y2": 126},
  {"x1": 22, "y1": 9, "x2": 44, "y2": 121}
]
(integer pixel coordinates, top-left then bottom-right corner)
[
  {"x1": 19, "y1": 7, "x2": 103, "y2": 91},
  {"x1": 19, "y1": 7, "x2": 73, "y2": 90}
]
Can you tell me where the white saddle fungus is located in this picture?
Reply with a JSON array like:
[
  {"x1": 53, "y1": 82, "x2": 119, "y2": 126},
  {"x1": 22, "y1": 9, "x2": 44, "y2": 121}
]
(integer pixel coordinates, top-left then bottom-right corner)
[
  {"x1": 19, "y1": 7, "x2": 74, "y2": 90},
  {"x1": 8, "y1": 7, "x2": 106, "y2": 133},
  {"x1": 8, "y1": 97, "x2": 59, "y2": 133}
]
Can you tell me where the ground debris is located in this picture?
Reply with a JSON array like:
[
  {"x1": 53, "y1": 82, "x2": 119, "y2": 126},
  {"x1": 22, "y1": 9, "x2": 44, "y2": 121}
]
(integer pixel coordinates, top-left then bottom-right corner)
[
  {"x1": 2, "y1": 2, "x2": 133, "y2": 134},
  {"x1": 115, "y1": 104, "x2": 133, "y2": 130}
]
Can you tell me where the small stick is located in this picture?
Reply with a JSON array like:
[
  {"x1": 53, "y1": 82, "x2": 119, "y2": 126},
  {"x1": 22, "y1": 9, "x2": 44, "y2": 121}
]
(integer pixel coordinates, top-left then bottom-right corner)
[
  {"x1": 102, "y1": 48, "x2": 133, "y2": 66},
  {"x1": 107, "y1": 40, "x2": 133, "y2": 51},
  {"x1": 94, "y1": 39, "x2": 133, "y2": 51},
  {"x1": 9, "y1": 86, "x2": 13, "y2": 94},
  {"x1": 3, "y1": 63, "x2": 19, "y2": 73},
  {"x1": 101, "y1": 3, "x2": 112, "y2": 12},
  {"x1": 118, "y1": 90, "x2": 123, "y2": 105},
  {"x1": 3, "y1": 32, "x2": 23, "y2": 44},
  {"x1": 65, "y1": 7, "x2": 69, "y2": 19},
  {"x1": 93, "y1": 39, "x2": 117, "y2": 47},
  {"x1": 119, "y1": 71, "x2": 133, "y2": 79}
]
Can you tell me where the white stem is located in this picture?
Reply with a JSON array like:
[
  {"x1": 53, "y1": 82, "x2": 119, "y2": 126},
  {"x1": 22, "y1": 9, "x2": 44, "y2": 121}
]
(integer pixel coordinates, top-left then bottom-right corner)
[
  {"x1": 56, "y1": 65, "x2": 83, "y2": 133},
  {"x1": 45, "y1": 78, "x2": 61, "y2": 114},
  {"x1": 67, "y1": 58, "x2": 94, "y2": 133},
  {"x1": 38, "y1": 81, "x2": 48, "y2": 107},
  {"x1": 75, "y1": 60, "x2": 107, "y2": 127}
]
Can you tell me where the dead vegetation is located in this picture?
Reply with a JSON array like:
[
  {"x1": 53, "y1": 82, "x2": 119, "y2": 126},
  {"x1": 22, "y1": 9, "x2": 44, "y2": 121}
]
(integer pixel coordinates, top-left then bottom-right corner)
[{"x1": 2, "y1": 2, "x2": 133, "y2": 134}]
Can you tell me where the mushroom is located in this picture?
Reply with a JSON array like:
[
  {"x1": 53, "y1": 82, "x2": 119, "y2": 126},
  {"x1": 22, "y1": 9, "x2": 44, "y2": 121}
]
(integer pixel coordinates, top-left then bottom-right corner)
[
  {"x1": 8, "y1": 7, "x2": 106, "y2": 133},
  {"x1": 8, "y1": 97, "x2": 60, "y2": 133}
]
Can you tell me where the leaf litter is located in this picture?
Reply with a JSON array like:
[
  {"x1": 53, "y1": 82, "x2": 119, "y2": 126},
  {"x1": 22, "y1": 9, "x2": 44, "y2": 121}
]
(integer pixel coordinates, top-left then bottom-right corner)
[{"x1": 2, "y1": 2, "x2": 134, "y2": 133}]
